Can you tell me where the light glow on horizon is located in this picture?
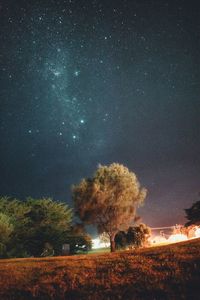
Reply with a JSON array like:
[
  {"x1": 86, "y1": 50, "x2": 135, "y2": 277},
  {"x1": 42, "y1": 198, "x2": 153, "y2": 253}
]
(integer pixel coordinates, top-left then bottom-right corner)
[
  {"x1": 92, "y1": 238, "x2": 110, "y2": 249},
  {"x1": 149, "y1": 225, "x2": 200, "y2": 246}
]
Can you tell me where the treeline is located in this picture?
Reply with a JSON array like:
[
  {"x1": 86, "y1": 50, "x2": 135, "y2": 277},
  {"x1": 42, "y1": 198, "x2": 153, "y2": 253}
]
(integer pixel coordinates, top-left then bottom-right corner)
[
  {"x1": 0, "y1": 197, "x2": 91, "y2": 258},
  {"x1": 1, "y1": 162, "x2": 198, "y2": 258},
  {"x1": 0, "y1": 163, "x2": 150, "y2": 256}
]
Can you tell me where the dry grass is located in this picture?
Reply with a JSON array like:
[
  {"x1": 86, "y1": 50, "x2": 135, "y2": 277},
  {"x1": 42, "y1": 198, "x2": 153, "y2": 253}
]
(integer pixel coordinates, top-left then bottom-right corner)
[{"x1": 0, "y1": 238, "x2": 200, "y2": 300}]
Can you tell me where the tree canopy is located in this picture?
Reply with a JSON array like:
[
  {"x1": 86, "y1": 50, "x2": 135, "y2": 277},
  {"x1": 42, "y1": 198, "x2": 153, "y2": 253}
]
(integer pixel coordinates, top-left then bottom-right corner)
[
  {"x1": 72, "y1": 163, "x2": 147, "y2": 252},
  {"x1": 0, "y1": 213, "x2": 14, "y2": 257},
  {"x1": 22, "y1": 198, "x2": 73, "y2": 256},
  {"x1": 0, "y1": 197, "x2": 72, "y2": 258}
]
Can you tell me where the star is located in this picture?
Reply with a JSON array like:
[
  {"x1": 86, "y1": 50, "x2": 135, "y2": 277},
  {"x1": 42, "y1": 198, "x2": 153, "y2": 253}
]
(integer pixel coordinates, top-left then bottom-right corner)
[
  {"x1": 53, "y1": 70, "x2": 61, "y2": 77},
  {"x1": 72, "y1": 135, "x2": 77, "y2": 140},
  {"x1": 74, "y1": 70, "x2": 80, "y2": 77}
]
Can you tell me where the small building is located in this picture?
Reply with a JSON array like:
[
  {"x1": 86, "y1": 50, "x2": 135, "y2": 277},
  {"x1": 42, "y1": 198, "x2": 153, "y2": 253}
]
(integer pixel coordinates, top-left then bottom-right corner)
[{"x1": 62, "y1": 243, "x2": 70, "y2": 255}]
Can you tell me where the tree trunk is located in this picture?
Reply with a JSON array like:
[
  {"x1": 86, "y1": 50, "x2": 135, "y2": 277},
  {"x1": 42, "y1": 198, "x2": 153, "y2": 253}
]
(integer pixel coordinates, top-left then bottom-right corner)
[{"x1": 110, "y1": 235, "x2": 116, "y2": 252}]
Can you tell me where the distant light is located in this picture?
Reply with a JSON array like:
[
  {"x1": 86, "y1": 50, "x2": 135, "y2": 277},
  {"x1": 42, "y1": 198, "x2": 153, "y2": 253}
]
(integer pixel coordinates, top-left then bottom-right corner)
[
  {"x1": 72, "y1": 135, "x2": 77, "y2": 140},
  {"x1": 168, "y1": 234, "x2": 188, "y2": 243},
  {"x1": 150, "y1": 236, "x2": 167, "y2": 245},
  {"x1": 80, "y1": 119, "x2": 85, "y2": 124},
  {"x1": 195, "y1": 227, "x2": 200, "y2": 238},
  {"x1": 92, "y1": 238, "x2": 110, "y2": 249}
]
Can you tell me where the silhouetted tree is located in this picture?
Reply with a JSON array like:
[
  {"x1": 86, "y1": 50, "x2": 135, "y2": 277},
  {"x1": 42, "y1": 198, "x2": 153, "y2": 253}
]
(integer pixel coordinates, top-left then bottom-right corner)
[
  {"x1": 115, "y1": 231, "x2": 127, "y2": 249},
  {"x1": 72, "y1": 163, "x2": 147, "y2": 252},
  {"x1": 115, "y1": 223, "x2": 151, "y2": 250},
  {"x1": 126, "y1": 223, "x2": 151, "y2": 248},
  {"x1": 185, "y1": 200, "x2": 200, "y2": 226}
]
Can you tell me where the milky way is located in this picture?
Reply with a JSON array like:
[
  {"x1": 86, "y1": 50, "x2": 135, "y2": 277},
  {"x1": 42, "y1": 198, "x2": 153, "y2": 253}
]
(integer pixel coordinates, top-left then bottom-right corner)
[{"x1": 0, "y1": 0, "x2": 200, "y2": 228}]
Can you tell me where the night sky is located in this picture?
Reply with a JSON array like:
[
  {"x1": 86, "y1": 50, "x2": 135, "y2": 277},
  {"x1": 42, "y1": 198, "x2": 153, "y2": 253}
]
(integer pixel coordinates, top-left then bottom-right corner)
[{"x1": 0, "y1": 0, "x2": 200, "y2": 228}]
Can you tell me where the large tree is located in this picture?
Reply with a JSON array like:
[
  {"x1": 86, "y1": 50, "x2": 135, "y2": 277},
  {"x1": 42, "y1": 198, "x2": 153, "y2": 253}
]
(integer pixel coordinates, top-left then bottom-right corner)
[
  {"x1": 0, "y1": 197, "x2": 72, "y2": 257},
  {"x1": 72, "y1": 163, "x2": 147, "y2": 252},
  {"x1": 185, "y1": 200, "x2": 200, "y2": 226},
  {"x1": 23, "y1": 198, "x2": 73, "y2": 256}
]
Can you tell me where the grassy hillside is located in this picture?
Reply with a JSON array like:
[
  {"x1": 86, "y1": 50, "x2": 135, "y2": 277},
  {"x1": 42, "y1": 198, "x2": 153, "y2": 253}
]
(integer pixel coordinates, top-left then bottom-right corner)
[{"x1": 0, "y1": 238, "x2": 200, "y2": 300}]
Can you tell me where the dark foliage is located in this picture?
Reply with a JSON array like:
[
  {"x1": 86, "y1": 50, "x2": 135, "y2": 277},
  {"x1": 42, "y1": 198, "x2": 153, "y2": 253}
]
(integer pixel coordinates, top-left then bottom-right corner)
[
  {"x1": 185, "y1": 200, "x2": 200, "y2": 226},
  {"x1": 115, "y1": 224, "x2": 151, "y2": 249}
]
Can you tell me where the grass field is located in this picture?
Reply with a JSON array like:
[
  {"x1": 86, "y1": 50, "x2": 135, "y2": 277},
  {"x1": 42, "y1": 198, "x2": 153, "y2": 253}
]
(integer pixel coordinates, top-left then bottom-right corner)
[
  {"x1": 0, "y1": 238, "x2": 200, "y2": 300},
  {"x1": 88, "y1": 247, "x2": 110, "y2": 254}
]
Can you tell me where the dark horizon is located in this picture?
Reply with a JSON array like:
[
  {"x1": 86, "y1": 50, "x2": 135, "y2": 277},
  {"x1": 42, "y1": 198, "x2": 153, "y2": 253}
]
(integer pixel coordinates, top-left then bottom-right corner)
[{"x1": 0, "y1": 0, "x2": 199, "y2": 228}]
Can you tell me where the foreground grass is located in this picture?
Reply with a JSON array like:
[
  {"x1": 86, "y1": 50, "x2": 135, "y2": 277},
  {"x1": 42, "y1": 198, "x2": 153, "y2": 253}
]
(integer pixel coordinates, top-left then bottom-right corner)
[{"x1": 0, "y1": 238, "x2": 200, "y2": 300}]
